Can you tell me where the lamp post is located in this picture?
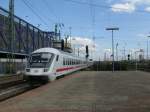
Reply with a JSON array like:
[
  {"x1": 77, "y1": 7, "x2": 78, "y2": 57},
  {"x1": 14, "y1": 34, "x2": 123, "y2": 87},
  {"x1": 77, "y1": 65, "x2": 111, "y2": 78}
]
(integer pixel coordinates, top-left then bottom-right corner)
[{"x1": 106, "y1": 27, "x2": 119, "y2": 72}]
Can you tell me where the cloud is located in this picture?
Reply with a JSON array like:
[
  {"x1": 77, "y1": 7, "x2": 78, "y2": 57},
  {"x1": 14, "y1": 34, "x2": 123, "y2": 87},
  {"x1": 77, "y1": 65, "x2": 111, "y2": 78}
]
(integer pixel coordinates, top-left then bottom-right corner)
[
  {"x1": 70, "y1": 37, "x2": 96, "y2": 52},
  {"x1": 104, "y1": 48, "x2": 111, "y2": 52},
  {"x1": 111, "y1": 2, "x2": 135, "y2": 13},
  {"x1": 145, "y1": 7, "x2": 150, "y2": 12},
  {"x1": 111, "y1": 0, "x2": 150, "y2": 13},
  {"x1": 125, "y1": 0, "x2": 150, "y2": 5},
  {"x1": 137, "y1": 33, "x2": 150, "y2": 39}
]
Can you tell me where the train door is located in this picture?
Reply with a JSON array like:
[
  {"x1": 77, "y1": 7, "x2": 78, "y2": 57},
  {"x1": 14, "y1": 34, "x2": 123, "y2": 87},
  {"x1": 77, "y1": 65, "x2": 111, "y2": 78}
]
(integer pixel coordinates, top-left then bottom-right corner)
[{"x1": 55, "y1": 54, "x2": 61, "y2": 76}]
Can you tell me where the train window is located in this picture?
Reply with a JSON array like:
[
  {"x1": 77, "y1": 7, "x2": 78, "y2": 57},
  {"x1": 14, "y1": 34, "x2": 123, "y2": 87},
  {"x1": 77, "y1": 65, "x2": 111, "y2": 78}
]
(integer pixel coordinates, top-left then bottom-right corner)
[
  {"x1": 63, "y1": 58, "x2": 65, "y2": 65},
  {"x1": 65, "y1": 58, "x2": 67, "y2": 65},
  {"x1": 67, "y1": 59, "x2": 69, "y2": 65},
  {"x1": 68, "y1": 59, "x2": 70, "y2": 65},
  {"x1": 70, "y1": 59, "x2": 71, "y2": 65},
  {"x1": 71, "y1": 59, "x2": 72, "y2": 65},
  {"x1": 66, "y1": 59, "x2": 67, "y2": 65},
  {"x1": 56, "y1": 55, "x2": 59, "y2": 61}
]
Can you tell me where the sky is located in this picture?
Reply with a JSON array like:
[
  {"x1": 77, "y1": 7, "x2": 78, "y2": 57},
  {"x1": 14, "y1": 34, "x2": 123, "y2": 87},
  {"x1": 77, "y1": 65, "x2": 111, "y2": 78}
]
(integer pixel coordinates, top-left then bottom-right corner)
[{"x1": 1, "y1": 0, "x2": 150, "y2": 60}]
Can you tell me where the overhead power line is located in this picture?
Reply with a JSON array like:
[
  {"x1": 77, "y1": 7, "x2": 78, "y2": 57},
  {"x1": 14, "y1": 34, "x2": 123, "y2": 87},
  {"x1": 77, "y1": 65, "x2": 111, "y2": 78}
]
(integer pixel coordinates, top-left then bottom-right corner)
[
  {"x1": 26, "y1": 0, "x2": 55, "y2": 23},
  {"x1": 42, "y1": 0, "x2": 60, "y2": 22},
  {"x1": 22, "y1": 0, "x2": 49, "y2": 27},
  {"x1": 90, "y1": 0, "x2": 95, "y2": 41},
  {"x1": 64, "y1": 0, "x2": 149, "y2": 13}
]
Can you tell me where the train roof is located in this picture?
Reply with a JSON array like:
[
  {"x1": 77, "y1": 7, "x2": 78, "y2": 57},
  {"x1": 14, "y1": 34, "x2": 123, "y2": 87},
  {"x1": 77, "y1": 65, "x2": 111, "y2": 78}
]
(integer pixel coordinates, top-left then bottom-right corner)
[
  {"x1": 32, "y1": 47, "x2": 86, "y2": 60},
  {"x1": 32, "y1": 48, "x2": 60, "y2": 54}
]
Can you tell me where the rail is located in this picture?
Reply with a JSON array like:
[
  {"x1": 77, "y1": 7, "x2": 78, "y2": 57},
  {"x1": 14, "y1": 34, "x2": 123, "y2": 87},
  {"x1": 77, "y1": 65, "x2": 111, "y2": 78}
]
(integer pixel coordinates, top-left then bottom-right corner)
[{"x1": 0, "y1": 74, "x2": 24, "y2": 85}]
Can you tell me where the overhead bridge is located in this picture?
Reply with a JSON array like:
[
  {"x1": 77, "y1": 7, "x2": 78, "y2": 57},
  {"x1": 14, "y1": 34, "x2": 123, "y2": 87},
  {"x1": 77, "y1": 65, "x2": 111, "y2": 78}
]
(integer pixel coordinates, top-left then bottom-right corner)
[
  {"x1": 0, "y1": 7, "x2": 58, "y2": 74},
  {"x1": 0, "y1": 7, "x2": 54, "y2": 55}
]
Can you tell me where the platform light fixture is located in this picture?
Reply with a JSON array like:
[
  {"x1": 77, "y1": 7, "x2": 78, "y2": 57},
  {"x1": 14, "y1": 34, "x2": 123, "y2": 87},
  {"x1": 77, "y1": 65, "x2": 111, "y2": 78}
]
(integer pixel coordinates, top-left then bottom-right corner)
[{"x1": 106, "y1": 27, "x2": 119, "y2": 72}]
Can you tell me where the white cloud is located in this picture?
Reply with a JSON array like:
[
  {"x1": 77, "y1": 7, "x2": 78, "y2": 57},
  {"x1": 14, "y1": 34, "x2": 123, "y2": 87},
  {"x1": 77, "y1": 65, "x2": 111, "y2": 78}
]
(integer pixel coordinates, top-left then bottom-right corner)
[
  {"x1": 125, "y1": 0, "x2": 150, "y2": 5},
  {"x1": 111, "y1": 2, "x2": 135, "y2": 13},
  {"x1": 70, "y1": 36, "x2": 96, "y2": 52},
  {"x1": 104, "y1": 48, "x2": 111, "y2": 52},
  {"x1": 137, "y1": 33, "x2": 150, "y2": 39},
  {"x1": 145, "y1": 7, "x2": 150, "y2": 12},
  {"x1": 111, "y1": 0, "x2": 150, "y2": 13}
]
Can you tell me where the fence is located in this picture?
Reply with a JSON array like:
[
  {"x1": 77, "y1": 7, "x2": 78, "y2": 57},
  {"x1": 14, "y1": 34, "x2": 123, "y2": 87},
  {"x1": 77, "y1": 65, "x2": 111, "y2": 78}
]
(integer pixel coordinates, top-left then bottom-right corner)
[{"x1": 91, "y1": 61, "x2": 149, "y2": 71}]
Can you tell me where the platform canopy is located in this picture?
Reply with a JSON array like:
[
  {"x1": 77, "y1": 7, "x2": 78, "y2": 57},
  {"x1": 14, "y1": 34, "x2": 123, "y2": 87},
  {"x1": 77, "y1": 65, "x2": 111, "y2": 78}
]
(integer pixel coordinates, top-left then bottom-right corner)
[{"x1": 0, "y1": 51, "x2": 28, "y2": 59}]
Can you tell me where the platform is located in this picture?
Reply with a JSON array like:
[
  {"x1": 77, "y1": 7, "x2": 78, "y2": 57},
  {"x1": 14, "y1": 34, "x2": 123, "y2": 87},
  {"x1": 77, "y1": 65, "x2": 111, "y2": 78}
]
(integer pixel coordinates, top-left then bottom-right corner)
[{"x1": 1, "y1": 71, "x2": 150, "y2": 112}]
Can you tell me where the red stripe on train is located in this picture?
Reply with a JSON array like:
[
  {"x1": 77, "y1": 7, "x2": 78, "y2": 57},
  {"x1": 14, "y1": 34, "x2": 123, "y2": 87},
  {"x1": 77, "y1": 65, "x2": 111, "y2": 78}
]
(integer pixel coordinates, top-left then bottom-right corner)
[{"x1": 56, "y1": 65, "x2": 83, "y2": 72}]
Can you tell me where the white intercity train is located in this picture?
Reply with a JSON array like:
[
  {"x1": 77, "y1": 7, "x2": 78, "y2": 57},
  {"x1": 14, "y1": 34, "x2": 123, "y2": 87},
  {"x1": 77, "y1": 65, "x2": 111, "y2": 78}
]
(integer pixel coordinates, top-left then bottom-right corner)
[{"x1": 25, "y1": 48, "x2": 93, "y2": 82}]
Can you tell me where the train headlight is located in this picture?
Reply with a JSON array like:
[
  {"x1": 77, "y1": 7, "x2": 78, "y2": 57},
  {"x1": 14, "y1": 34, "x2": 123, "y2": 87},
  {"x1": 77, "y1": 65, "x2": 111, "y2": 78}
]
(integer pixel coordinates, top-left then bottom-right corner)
[
  {"x1": 44, "y1": 68, "x2": 48, "y2": 72},
  {"x1": 26, "y1": 69, "x2": 30, "y2": 72}
]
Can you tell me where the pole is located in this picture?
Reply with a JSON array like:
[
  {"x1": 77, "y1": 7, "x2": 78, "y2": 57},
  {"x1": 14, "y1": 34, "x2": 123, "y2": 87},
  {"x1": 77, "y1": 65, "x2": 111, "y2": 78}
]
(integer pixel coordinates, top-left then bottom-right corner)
[
  {"x1": 147, "y1": 39, "x2": 148, "y2": 60},
  {"x1": 112, "y1": 30, "x2": 115, "y2": 72},
  {"x1": 123, "y1": 47, "x2": 126, "y2": 60},
  {"x1": 135, "y1": 52, "x2": 137, "y2": 71},
  {"x1": 69, "y1": 27, "x2": 72, "y2": 47},
  {"x1": 9, "y1": 0, "x2": 15, "y2": 74},
  {"x1": 78, "y1": 48, "x2": 79, "y2": 57},
  {"x1": 9, "y1": 0, "x2": 15, "y2": 52},
  {"x1": 116, "y1": 43, "x2": 118, "y2": 61}
]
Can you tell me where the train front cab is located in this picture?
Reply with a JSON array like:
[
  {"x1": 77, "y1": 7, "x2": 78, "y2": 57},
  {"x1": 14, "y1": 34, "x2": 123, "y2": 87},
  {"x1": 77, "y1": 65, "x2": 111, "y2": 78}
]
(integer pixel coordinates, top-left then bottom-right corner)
[{"x1": 25, "y1": 52, "x2": 57, "y2": 83}]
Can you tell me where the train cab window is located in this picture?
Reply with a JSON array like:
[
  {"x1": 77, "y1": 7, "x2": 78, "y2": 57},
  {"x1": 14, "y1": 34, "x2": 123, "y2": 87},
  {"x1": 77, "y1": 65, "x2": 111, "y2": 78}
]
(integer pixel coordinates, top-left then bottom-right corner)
[
  {"x1": 56, "y1": 55, "x2": 59, "y2": 61},
  {"x1": 29, "y1": 52, "x2": 54, "y2": 68}
]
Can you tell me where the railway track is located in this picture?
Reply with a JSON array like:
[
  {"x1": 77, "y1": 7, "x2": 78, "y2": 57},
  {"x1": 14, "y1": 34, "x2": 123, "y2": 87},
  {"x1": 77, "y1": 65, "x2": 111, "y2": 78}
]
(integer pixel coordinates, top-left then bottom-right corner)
[
  {"x1": 0, "y1": 75, "x2": 45, "y2": 101},
  {"x1": 0, "y1": 74, "x2": 24, "y2": 85},
  {"x1": 0, "y1": 82, "x2": 30, "y2": 101}
]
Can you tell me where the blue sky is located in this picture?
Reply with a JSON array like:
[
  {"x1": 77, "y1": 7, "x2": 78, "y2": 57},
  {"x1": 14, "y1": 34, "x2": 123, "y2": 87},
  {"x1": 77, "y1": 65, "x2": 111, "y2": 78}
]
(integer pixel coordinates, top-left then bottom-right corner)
[{"x1": 1, "y1": 0, "x2": 150, "y2": 60}]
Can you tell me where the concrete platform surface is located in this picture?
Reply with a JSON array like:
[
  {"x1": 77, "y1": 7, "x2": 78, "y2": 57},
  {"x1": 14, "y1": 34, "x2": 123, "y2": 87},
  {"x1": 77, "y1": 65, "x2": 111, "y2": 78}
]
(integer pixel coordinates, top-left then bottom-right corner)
[{"x1": 1, "y1": 71, "x2": 150, "y2": 112}]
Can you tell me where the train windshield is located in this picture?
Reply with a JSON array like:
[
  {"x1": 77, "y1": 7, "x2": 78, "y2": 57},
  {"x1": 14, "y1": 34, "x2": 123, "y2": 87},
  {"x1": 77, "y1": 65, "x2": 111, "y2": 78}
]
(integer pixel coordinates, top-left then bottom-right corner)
[{"x1": 28, "y1": 52, "x2": 54, "y2": 68}]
